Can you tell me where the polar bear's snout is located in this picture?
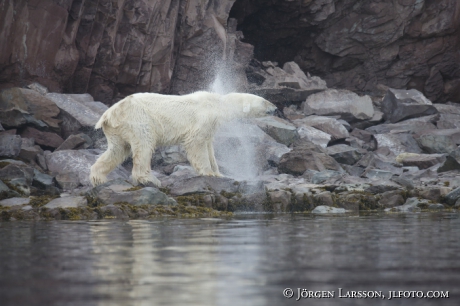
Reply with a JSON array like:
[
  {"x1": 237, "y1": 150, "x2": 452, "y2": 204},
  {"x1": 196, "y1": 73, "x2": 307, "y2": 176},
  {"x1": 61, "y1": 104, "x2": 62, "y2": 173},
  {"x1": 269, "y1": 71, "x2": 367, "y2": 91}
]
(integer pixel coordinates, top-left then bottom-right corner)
[{"x1": 264, "y1": 100, "x2": 277, "y2": 115}]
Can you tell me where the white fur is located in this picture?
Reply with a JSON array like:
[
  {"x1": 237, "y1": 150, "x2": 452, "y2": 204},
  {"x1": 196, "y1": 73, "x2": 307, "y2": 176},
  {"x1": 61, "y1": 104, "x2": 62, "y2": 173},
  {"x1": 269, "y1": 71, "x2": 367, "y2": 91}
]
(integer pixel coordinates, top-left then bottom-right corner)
[{"x1": 89, "y1": 91, "x2": 277, "y2": 187}]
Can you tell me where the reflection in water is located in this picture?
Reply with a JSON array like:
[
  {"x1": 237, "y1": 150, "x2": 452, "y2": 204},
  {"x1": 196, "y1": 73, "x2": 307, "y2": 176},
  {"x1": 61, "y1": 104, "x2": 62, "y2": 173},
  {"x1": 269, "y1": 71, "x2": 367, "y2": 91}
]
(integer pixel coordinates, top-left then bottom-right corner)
[{"x1": 0, "y1": 213, "x2": 459, "y2": 306}]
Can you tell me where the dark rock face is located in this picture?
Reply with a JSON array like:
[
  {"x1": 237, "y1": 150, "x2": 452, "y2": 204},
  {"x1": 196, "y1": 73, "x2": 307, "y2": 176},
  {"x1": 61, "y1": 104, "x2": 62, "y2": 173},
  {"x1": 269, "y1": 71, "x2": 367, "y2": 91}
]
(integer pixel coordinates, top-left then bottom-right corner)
[
  {"x1": 0, "y1": 0, "x2": 249, "y2": 103},
  {"x1": 230, "y1": 0, "x2": 460, "y2": 103}
]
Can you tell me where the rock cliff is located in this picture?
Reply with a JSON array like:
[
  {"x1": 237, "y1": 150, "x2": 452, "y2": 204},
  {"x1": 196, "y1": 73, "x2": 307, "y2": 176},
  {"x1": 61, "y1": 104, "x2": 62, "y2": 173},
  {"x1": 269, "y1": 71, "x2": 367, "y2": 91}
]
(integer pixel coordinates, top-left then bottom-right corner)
[
  {"x1": 0, "y1": 0, "x2": 251, "y2": 103},
  {"x1": 1, "y1": 0, "x2": 459, "y2": 104},
  {"x1": 230, "y1": 0, "x2": 460, "y2": 103}
]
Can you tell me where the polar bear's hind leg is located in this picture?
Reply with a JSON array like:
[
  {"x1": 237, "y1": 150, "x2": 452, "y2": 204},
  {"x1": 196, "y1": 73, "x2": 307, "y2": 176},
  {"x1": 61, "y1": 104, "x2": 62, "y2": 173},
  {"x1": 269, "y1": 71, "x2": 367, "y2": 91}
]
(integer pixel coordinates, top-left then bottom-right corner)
[{"x1": 90, "y1": 135, "x2": 131, "y2": 186}]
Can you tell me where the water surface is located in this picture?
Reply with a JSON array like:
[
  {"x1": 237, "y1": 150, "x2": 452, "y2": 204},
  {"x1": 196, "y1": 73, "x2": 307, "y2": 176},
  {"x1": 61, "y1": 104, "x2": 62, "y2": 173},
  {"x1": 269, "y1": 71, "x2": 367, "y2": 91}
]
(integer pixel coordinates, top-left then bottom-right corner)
[{"x1": 1, "y1": 213, "x2": 459, "y2": 306}]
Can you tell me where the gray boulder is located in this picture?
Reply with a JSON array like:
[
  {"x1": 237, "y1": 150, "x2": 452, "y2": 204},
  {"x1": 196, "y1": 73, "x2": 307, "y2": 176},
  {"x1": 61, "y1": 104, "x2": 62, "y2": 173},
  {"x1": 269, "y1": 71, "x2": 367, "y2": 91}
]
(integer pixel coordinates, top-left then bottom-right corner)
[
  {"x1": 0, "y1": 88, "x2": 61, "y2": 130},
  {"x1": 20, "y1": 127, "x2": 64, "y2": 149},
  {"x1": 0, "y1": 162, "x2": 34, "y2": 186},
  {"x1": 294, "y1": 115, "x2": 349, "y2": 140},
  {"x1": 414, "y1": 129, "x2": 460, "y2": 154},
  {"x1": 45, "y1": 93, "x2": 108, "y2": 138},
  {"x1": 381, "y1": 88, "x2": 438, "y2": 123},
  {"x1": 56, "y1": 133, "x2": 93, "y2": 151},
  {"x1": 385, "y1": 197, "x2": 425, "y2": 213},
  {"x1": 302, "y1": 89, "x2": 374, "y2": 122},
  {"x1": 296, "y1": 125, "x2": 331, "y2": 148},
  {"x1": 444, "y1": 187, "x2": 460, "y2": 205},
  {"x1": 170, "y1": 176, "x2": 241, "y2": 196},
  {"x1": 255, "y1": 116, "x2": 299, "y2": 146},
  {"x1": 45, "y1": 149, "x2": 130, "y2": 188},
  {"x1": 374, "y1": 133, "x2": 422, "y2": 157},
  {"x1": 278, "y1": 139, "x2": 343, "y2": 176},
  {"x1": 312, "y1": 205, "x2": 347, "y2": 214},
  {"x1": 0, "y1": 134, "x2": 22, "y2": 158},
  {"x1": 327, "y1": 144, "x2": 364, "y2": 165}
]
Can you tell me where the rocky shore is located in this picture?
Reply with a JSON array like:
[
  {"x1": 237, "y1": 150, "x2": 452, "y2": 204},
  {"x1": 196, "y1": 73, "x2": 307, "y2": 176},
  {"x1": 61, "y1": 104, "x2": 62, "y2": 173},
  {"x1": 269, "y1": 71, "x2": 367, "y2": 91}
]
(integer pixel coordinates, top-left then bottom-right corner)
[{"x1": 1, "y1": 62, "x2": 460, "y2": 221}]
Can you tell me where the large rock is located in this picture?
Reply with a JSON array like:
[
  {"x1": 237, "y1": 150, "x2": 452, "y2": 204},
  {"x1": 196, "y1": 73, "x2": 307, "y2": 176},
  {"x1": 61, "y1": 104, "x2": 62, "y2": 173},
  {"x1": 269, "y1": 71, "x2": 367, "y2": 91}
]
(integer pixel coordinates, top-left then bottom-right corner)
[
  {"x1": 255, "y1": 116, "x2": 299, "y2": 146},
  {"x1": 302, "y1": 89, "x2": 374, "y2": 122},
  {"x1": 296, "y1": 125, "x2": 331, "y2": 148},
  {"x1": 326, "y1": 144, "x2": 364, "y2": 165},
  {"x1": 0, "y1": 134, "x2": 22, "y2": 158},
  {"x1": 294, "y1": 115, "x2": 349, "y2": 141},
  {"x1": 20, "y1": 127, "x2": 64, "y2": 149},
  {"x1": 249, "y1": 61, "x2": 327, "y2": 104},
  {"x1": 0, "y1": 162, "x2": 34, "y2": 186},
  {"x1": 88, "y1": 179, "x2": 173, "y2": 206},
  {"x1": 384, "y1": 197, "x2": 425, "y2": 213},
  {"x1": 381, "y1": 89, "x2": 438, "y2": 123},
  {"x1": 45, "y1": 93, "x2": 107, "y2": 138},
  {"x1": 278, "y1": 139, "x2": 342, "y2": 176},
  {"x1": 0, "y1": 88, "x2": 61, "y2": 129},
  {"x1": 45, "y1": 149, "x2": 130, "y2": 187},
  {"x1": 374, "y1": 133, "x2": 422, "y2": 157},
  {"x1": 414, "y1": 129, "x2": 460, "y2": 154},
  {"x1": 56, "y1": 134, "x2": 93, "y2": 151}
]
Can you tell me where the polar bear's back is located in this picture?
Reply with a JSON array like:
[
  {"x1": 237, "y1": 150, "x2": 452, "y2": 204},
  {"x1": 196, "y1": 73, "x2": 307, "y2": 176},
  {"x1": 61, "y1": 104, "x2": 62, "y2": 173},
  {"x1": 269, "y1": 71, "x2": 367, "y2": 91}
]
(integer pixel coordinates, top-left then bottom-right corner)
[{"x1": 97, "y1": 91, "x2": 224, "y2": 146}]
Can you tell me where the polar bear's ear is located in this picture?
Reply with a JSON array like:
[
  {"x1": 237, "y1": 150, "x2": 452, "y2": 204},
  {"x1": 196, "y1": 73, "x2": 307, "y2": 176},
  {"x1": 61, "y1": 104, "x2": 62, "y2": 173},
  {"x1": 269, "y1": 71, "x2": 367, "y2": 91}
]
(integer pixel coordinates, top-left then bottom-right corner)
[{"x1": 243, "y1": 102, "x2": 251, "y2": 113}]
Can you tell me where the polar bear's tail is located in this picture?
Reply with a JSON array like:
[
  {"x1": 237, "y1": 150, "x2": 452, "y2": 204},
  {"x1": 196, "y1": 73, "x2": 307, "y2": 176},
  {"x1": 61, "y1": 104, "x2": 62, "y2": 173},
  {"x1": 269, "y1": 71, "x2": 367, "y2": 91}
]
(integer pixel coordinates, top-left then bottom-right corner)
[
  {"x1": 95, "y1": 97, "x2": 128, "y2": 130},
  {"x1": 95, "y1": 112, "x2": 108, "y2": 130}
]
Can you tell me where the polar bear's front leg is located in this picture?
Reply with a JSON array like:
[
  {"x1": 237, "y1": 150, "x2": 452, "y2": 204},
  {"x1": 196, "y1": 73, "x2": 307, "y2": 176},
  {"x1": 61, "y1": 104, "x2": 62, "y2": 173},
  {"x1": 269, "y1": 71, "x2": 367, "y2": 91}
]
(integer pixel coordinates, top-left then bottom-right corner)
[
  {"x1": 185, "y1": 142, "x2": 215, "y2": 176},
  {"x1": 207, "y1": 141, "x2": 223, "y2": 177}
]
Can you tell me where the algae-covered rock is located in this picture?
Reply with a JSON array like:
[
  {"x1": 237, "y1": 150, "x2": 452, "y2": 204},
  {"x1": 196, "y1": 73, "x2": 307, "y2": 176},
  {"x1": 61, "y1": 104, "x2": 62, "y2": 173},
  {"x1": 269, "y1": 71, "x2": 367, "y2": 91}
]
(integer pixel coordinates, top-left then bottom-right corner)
[{"x1": 88, "y1": 179, "x2": 174, "y2": 206}]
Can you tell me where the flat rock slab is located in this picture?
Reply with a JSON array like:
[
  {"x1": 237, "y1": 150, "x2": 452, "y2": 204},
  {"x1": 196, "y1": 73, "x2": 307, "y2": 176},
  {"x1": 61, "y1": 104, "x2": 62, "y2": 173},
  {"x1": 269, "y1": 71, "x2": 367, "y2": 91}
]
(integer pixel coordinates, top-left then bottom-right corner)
[
  {"x1": 381, "y1": 88, "x2": 438, "y2": 123},
  {"x1": 396, "y1": 153, "x2": 446, "y2": 169},
  {"x1": 92, "y1": 183, "x2": 173, "y2": 206},
  {"x1": 302, "y1": 89, "x2": 374, "y2": 122},
  {"x1": 0, "y1": 197, "x2": 30, "y2": 207},
  {"x1": 170, "y1": 176, "x2": 241, "y2": 196},
  {"x1": 312, "y1": 205, "x2": 347, "y2": 214},
  {"x1": 366, "y1": 115, "x2": 437, "y2": 134},
  {"x1": 44, "y1": 196, "x2": 87, "y2": 209}
]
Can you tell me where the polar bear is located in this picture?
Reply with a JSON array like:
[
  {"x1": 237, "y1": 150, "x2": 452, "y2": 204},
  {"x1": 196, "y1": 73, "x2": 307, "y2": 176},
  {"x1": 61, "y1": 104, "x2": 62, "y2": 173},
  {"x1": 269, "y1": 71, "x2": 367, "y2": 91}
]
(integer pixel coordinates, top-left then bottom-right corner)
[{"x1": 89, "y1": 91, "x2": 277, "y2": 187}]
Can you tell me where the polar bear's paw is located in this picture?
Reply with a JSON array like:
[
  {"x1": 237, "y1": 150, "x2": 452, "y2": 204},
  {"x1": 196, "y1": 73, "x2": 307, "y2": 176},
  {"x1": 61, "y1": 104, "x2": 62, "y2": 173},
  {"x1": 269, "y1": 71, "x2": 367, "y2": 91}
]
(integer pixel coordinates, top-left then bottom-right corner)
[{"x1": 136, "y1": 176, "x2": 162, "y2": 188}]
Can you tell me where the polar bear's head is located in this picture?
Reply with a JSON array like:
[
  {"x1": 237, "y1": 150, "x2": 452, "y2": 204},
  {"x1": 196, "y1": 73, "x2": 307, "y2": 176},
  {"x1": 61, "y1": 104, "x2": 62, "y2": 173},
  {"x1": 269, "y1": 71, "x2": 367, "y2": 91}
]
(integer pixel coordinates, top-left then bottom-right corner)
[{"x1": 224, "y1": 93, "x2": 277, "y2": 118}]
